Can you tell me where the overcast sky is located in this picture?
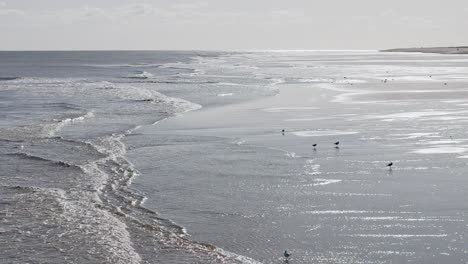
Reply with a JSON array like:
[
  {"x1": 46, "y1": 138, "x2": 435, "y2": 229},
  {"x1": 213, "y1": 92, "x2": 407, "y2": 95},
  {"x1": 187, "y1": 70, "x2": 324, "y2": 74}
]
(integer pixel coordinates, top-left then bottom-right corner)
[{"x1": 1, "y1": 0, "x2": 467, "y2": 50}]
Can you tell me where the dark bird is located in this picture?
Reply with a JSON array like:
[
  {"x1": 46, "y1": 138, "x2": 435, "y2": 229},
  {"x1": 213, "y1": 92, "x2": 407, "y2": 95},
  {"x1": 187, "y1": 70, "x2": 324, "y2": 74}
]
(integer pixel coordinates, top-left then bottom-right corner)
[
  {"x1": 334, "y1": 141, "x2": 340, "y2": 149},
  {"x1": 282, "y1": 129, "x2": 285, "y2": 133},
  {"x1": 312, "y1": 143, "x2": 317, "y2": 148},
  {"x1": 387, "y1": 162, "x2": 393, "y2": 167},
  {"x1": 284, "y1": 250, "x2": 291, "y2": 260}
]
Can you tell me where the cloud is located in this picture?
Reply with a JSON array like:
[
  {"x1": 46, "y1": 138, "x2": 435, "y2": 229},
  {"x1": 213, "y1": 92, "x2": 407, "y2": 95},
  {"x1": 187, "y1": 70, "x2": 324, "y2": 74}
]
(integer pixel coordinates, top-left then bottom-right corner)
[
  {"x1": 0, "y1": 1, "x2": 24, "y2": 16},
  {"x1": 171, "y1": 2, "x2": 208, "y2": 10},
  {"x1": 0, "y1": 8, "x2": 25, "y2": 16},
  {"x1": 116, "y1": 3, "x2": 159, "y2": 17},
  {"x1": 0, "y1": 2, "x2": 303, "y2": 27},
  {"x1": 380, "y1": 9, "x2": 395, "y2": 17},
  {"x1": 45, "y1": 6, "x2": 111, "y2": 21},
  {"x1": 44, "y1": 3, "x2": 248, "y2": 25},
  {"x1": 41, "y1": 3, "x2": 172, "y2": 21}
]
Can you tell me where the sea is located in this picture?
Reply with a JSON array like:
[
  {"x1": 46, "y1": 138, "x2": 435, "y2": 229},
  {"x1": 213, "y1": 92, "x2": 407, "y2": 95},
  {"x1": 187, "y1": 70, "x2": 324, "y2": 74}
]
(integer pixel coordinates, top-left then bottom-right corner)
[{"x1": 0, "y1": 50, "x2": 467, "y2": 264}]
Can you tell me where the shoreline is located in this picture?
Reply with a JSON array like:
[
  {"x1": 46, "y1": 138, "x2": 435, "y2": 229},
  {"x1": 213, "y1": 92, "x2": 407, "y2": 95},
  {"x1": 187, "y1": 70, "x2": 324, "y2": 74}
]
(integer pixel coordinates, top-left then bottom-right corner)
[{"x1": 382, "y1": 46, "x2": 468, "y2": 54}]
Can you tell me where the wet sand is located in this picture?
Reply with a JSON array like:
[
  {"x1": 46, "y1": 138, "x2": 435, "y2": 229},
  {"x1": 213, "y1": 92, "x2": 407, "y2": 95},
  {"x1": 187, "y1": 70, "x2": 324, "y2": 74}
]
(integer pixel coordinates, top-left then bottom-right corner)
[
  {"x1": 127, "y1": 51, "x2": 468, "y2": 263},
  {"x1": 383, "y1": 47, "x2": 468, "y2": 54}
]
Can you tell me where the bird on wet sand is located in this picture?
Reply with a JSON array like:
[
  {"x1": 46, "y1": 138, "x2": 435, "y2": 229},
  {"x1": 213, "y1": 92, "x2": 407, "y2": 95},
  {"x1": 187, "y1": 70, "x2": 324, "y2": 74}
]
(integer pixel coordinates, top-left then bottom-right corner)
[
  {"x1": 334, "y1": 141, "x2": 339, "y2": 148},
  {"x1": 284, "y1": 250, "x2": 291, "y2": 260},
  {"x1": 387, "y1": 162, "x2": 393, "y2": 168},
  {"x1": 312, "y1": 143, "x2": 317, "y2": 148}
]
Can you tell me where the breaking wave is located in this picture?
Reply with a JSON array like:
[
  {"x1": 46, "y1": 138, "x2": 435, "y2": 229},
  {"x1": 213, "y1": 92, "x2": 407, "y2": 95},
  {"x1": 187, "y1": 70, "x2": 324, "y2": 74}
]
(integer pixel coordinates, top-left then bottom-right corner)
[{"x1": 1, "y1": 75, "x2": 257, "y2": 263}]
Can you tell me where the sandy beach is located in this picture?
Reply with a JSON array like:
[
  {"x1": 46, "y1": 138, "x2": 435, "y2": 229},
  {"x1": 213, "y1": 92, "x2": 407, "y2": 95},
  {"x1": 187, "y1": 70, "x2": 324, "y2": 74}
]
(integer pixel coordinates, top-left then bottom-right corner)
[{"x1": 383, "y1": 47, "x2": 468, "y2": 54}]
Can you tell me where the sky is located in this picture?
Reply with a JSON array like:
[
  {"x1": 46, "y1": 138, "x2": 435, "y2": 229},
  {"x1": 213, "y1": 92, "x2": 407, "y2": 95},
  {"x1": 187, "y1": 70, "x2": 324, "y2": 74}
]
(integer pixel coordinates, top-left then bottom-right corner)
[{"x1": 0, "y1": 0, "x2": 467, "y2": 50}]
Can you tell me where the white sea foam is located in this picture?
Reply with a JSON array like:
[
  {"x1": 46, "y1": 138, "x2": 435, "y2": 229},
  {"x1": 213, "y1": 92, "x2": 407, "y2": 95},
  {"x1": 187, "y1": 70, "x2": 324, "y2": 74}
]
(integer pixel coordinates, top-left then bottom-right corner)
[
  {"x1": 269, "y1": 78, "x2": 286, "y2": 86},
  {"x1": 344, "y1": 234, "x2": 447, "y2": 238},
  {"x1": 285, "y1": 152, "x2": 301, "y2": 158},
  {"x1": 262, "y1": 107, "x2": 318, "y2": 113},
  {"x1": 304, "y1": 210, "x2": 419, "y2": 215},
  {"x1": 443, "y1": 99, "x2": 467, "y2": 103},
  {"x1": 284, "y1": 117, "x2": 334, "y2": 122},
  {"x1": 304, "y1": 210, "x2": 370, "y2": 215},
  {"x1": 84, "y1": 63, "x2": 161, "y2": 68},
  {"x1": 318, "y1": 192, "x2": 391, "y2": 197},
  {"x1": 51, "y1": 111, "x2": 95, "y2": 136},
  {"x1": 217, "y1": 93, "x2": 234, "y2": 97},
  {"x1": 424, "y1": 140, "x2": 463, "y2": 145},
  {"x1": 412, "y1": 147, "x2": 468, "y2": 154},
  {"x1": 334, "y1": 79, "x2": 368, "y2": 84},
  {"x1": 232, "y1": 139, "x2": 245, "y2": 145},
  {"x1": 389, "y1": 132, "x2": 439, "y2": 139},
  {"x1": 310, "y1": 178, "x2": 342, "y2": 186},
  {"x1": 370, "y1": 110, "x2": 468, "y2": 120},
  {"x1": 298, "y1": 78, "x2": 334, "y2": 83},
  {"x1": 127, "y1": 71, "x2": 154, "y2": 79},
  {"x1": 217, "y1": 82, "x2": 243, "y2": 86},
  {"x1": 304, "y1": 160, "x2": 321, "y2": 176},
  {"x1": 216, "y1": 248, "x2": 264, "y2": 264},
  {"x1": 293, "y1": 130, "x2": 358, "y2": 137}
]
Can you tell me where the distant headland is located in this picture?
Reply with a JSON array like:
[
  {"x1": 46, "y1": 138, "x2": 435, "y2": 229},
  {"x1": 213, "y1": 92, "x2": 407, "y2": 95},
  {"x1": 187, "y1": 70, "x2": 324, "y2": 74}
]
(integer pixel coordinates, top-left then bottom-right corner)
[{"x1": 382, "y1": 46, "x2": 468, "y2": 54}]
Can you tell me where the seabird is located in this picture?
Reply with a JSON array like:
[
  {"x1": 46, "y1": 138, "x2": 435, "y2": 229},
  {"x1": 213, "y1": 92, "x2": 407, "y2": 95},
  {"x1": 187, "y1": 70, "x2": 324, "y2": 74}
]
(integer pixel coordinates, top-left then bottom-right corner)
[
  {"x1": 312, "y1": 143, "x2": 317, "y2": 148},
  {"x1": 387, "y1": 162, "x2": 393, "y2": 168},
  {"x1": 334, "y1": 141, "x2": 339, "y2": 146},
  {"x1": 284, "y1": 250, "x2": 291, "y2": 260}
]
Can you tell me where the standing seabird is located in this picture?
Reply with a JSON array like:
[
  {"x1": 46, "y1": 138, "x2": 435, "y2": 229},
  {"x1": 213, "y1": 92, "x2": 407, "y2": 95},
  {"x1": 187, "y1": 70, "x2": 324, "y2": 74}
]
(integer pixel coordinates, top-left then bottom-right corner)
[
  {"x1": 284, "y1": 250, "x2": 291, "y2": 260},
  {"x1": 387, "y1": 162, "x2": 393, "y2": 168}
]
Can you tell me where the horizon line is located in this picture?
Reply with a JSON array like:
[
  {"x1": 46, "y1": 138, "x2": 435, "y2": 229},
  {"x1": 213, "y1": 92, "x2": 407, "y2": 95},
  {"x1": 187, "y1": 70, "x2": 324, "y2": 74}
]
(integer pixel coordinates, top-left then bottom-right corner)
[{"x1": 0, "y1": 48, "x2": 382, "y2": 52}]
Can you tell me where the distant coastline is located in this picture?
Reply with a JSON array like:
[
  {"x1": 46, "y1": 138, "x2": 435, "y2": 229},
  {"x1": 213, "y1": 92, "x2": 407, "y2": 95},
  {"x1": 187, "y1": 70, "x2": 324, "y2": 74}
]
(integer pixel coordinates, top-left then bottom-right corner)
[{"x1": 382, "y1": 46, "x2": 468, "y2": 54}]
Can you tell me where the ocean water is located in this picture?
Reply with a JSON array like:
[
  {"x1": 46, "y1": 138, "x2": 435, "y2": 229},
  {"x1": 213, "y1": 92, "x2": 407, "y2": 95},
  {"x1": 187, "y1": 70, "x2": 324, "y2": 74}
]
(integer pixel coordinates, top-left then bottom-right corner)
[{"x1": 1, "y1": 50, "x2": 467, "y2": 264}]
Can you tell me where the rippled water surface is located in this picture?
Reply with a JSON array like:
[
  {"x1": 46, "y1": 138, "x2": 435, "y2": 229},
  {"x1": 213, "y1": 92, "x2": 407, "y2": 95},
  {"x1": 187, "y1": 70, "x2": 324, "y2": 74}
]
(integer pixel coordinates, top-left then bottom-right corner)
[{"x1": 1, "y1": 51, "x2": 467, "y2": 264}]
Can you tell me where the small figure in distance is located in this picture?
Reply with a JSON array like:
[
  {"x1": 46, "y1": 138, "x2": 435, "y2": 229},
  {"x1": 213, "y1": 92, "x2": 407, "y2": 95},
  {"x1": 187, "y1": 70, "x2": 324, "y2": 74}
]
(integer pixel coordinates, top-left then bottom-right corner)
[
  {"x1": 284, "y1": 250, "x2": 291, "y2": 262},
  {"x1": 334, "y1": 141, "x2": 339, "y2": 148},
  {"x1": 282, "y1": 129, "x2": 285, "y2": 135},
  {"x1": 312, "y1": 143, "x2": 317, "y2": 148},
  {"x1": 387, "y1": 162, "x2": 393, "y2": 169}
]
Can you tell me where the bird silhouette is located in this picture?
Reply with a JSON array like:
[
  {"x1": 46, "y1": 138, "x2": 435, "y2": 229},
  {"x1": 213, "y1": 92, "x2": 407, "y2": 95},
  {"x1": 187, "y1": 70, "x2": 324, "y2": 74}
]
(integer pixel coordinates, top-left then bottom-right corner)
[
  {"x1": 387, "y1": 162, "x2": 393, "y2": 167},
  {"x1": 284, "y1": 250, "x2": 291, "y2": 260},
  {"x1": 334, "y1": 141, "x2": 340, "y2": 148},
  {"x1": 312, "y1": 143, "x2": 317, "y2": 148}
]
